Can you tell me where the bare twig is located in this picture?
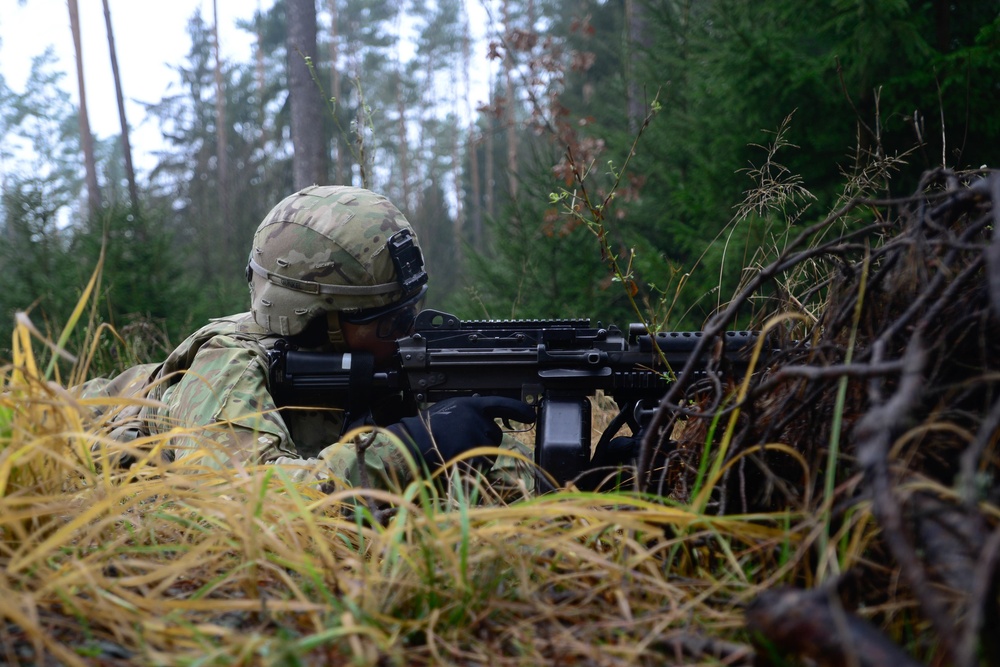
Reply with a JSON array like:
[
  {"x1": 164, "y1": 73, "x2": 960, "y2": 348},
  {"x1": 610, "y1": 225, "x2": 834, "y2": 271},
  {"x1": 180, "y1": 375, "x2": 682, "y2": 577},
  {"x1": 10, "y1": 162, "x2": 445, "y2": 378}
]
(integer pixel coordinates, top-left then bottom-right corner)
[
  {"x1": 956, "y1": 523, "x2": 1000, "y2": 667},
  {"x1": 853, "y1": 336, "x2": 956, "y2": 662}
]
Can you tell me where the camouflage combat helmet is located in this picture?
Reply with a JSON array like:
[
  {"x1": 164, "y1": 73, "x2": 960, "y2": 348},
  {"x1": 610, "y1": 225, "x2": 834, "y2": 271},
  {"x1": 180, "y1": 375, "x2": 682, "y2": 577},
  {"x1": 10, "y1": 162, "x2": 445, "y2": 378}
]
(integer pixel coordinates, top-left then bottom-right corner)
[{"x1": 246, "y1": 185, "x2": 427, "y2": 337}]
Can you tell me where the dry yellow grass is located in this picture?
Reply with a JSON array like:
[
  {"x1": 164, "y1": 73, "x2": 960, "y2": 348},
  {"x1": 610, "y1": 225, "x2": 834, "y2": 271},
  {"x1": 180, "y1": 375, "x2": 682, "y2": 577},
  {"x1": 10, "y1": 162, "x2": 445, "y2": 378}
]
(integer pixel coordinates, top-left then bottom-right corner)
[{"x1": 0, "y1": 310, "x2": 847, "y2": 666}]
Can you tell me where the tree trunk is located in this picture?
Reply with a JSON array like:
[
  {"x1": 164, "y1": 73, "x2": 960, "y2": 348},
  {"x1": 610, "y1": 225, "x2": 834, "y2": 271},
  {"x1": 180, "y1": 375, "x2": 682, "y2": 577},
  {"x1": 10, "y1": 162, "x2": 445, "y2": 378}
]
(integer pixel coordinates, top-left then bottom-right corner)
[
  {"x1": 452, "y1": 13, "x2": 469, "y2": 242},
  {"x1": 68, "y1": 0, "x2": 101, "y2": 217},
  {"x1": 213, "y1": 0, "x2": 232, "y2": 259},
  {"x1": 395, "y1": 70, "x2": 411, "y2": 209},
  {"x1": 624, "y1": 0, "x2": 651, "y2": 132},
  {"x1": 502, "y1": 0, "x2": 518, "y2": 201},
  {"x1": 326, "y1": 0, "x2": 345, "y2": 185},
  {"x1": 255, "y1": 1, "x2": 268, "y2": 147},
  {"x1": 465, "y1": 16, "x2": 481, "y2": 252},
  {"x1": 933, "y1": 0, "x2": 950, "y2": 52},
  {"x1": 102, "y1": 0, "x2": 138, "y2": 213},
  {"x1": 287, "y1": 0, "x2": 328, "y2": 188},
  {"x1": 485, "y1": 78, "x2": 495, "y2": 220}
]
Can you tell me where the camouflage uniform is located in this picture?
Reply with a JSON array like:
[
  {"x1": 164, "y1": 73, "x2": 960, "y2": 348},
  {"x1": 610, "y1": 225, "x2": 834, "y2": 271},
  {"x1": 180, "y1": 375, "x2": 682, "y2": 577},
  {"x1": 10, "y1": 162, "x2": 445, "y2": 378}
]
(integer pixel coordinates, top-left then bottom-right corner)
[
  {"x1": 82, "y1": 185, "x2": 533, "y2": 494},
  {"x1": 80, "y1": 312, "x2": 420, "y2": 490}
]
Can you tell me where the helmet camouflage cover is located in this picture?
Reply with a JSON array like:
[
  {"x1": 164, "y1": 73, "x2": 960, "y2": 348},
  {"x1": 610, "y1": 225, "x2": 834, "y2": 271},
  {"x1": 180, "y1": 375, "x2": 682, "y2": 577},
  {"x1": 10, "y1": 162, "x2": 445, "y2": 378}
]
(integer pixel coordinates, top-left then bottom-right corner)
[{"x1": 247, "y1": 185, "x2": 426, "y2": 336}]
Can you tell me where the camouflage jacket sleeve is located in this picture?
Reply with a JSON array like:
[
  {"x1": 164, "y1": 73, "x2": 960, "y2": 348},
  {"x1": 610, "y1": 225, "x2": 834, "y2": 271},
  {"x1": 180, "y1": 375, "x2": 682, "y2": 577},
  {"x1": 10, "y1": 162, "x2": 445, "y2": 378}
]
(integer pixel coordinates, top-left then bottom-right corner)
[
  {"x1": 82, "y1": 315, "x2": 534, "y2": 496},
  {"x1": 154, "y1": 332, "x2": 419, "y2": 491}
]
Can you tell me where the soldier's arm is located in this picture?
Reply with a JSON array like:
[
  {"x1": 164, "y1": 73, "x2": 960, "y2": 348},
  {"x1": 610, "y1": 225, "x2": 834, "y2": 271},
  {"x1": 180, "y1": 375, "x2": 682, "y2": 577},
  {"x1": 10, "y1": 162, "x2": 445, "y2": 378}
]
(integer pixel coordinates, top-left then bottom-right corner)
[{"x1": 160, "y1": 336, "x2": 419, "y2": 491}]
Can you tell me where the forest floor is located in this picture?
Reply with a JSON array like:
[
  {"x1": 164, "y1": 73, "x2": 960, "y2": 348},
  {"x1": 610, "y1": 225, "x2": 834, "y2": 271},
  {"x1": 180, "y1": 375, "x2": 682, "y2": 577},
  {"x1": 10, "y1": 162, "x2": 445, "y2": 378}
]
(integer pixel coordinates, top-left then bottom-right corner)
[{"x1": 1, "y1": 169, "x2": 998, "y2": 666}]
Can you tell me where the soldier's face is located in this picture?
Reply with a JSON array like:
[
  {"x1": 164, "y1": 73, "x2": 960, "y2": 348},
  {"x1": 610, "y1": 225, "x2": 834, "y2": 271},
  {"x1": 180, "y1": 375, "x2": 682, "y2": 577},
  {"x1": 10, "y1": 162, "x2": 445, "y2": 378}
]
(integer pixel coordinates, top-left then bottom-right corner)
[{"x1": 340, "y1": 309, "x2": 414, "y2": 367}]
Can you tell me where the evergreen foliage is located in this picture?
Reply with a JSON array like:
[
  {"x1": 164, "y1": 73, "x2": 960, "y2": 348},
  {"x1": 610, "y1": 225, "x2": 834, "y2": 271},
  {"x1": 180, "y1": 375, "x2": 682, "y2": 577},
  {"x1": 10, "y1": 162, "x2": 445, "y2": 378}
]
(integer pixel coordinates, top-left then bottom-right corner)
[
  {"x1": 620, "y1": 0, "x2": 1000, "y2": 326},
  {"x1": 0, "y1": 0, "x2": 997, "y2": 356}
]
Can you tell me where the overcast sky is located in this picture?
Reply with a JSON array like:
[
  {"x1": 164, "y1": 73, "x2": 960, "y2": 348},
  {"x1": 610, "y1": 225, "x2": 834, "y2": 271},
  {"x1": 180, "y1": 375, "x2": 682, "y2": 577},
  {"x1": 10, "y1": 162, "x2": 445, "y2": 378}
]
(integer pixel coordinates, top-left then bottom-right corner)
[
  {"x1": 1, "y1": 0, "x2": 495, "y2": 177},
  {"x1": 0, "y1": 0, "x2": 274, "y2": 173}
]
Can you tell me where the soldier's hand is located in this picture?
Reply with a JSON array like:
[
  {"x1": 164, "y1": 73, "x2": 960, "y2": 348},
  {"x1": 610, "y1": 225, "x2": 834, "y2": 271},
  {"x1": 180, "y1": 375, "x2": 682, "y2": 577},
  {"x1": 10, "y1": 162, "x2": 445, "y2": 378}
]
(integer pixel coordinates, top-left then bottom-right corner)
[{"x1": 389, "y1": 396, "x2": 536, "y2": 470}]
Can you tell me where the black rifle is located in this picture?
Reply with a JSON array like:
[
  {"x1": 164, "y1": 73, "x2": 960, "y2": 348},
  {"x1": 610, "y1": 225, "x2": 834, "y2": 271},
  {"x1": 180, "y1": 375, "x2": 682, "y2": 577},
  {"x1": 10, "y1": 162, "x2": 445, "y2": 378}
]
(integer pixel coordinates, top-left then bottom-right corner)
[{"x1": 269, "y1": 309, "x2": 760, "y2": 489}]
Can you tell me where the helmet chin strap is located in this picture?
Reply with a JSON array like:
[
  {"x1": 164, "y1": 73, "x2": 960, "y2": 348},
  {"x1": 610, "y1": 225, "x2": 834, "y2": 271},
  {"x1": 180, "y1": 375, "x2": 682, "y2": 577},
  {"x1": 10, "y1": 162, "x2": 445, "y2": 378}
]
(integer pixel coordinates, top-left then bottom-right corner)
[{"x1": 326, "y1": 311, "x2": 348, "y2": 349}]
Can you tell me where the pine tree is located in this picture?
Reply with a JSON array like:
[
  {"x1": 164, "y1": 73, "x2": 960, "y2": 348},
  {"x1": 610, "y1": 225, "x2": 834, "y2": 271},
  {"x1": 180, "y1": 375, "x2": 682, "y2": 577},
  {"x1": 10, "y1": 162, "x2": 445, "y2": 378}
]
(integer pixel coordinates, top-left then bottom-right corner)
[{"x1": 144, "y1": 10, "x2": 293, "y2": 320}]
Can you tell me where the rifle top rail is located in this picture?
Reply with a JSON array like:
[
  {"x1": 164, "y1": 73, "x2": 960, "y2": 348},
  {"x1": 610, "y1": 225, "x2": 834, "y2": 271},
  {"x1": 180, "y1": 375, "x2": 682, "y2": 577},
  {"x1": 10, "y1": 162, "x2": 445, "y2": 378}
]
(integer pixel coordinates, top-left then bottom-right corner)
[
  {"x1": 413, "y1": 309, "x2": 593, "y2": 331},
  {"x1": 409, "y1": 309, "x2": 760, "y2": 355}
]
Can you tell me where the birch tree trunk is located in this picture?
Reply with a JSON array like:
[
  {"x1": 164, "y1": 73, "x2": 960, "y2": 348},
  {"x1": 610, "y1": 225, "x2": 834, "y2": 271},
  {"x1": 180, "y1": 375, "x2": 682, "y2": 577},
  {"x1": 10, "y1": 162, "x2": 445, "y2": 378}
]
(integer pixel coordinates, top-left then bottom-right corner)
[
  {"x1": 212, "y1": 0, "x2": 231, "y2": 258},
  {"x1": 102, "y1": 0, "x2": 138, "y2": 212},
  {"x1": 68, "y1": 0, "x2": 101, "y2": 217}
]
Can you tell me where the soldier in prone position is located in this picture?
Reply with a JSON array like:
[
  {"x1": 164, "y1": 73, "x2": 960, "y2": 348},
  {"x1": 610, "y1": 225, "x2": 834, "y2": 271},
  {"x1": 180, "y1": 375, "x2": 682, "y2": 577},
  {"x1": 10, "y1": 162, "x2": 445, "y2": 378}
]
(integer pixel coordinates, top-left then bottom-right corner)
[{"x1": 80, "y1": 185, "x2": 536, "y2": 493}]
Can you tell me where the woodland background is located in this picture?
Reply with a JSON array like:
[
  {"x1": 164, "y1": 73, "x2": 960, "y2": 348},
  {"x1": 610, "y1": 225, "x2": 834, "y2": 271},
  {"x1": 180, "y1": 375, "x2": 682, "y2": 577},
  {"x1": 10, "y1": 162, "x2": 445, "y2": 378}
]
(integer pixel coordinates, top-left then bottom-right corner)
[
  {"x1": 1, "y1": 0, "x2": 998, "y2": 365},
  {"x1": 1, "y1": 2, "x2": 1000, "y2": 664}
]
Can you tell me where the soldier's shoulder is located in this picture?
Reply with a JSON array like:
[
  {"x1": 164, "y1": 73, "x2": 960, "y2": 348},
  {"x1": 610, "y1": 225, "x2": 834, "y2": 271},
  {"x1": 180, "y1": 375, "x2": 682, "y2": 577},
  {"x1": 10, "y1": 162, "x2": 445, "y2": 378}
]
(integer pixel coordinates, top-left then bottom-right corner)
[
  {"x1": 190, "y1": 312, "x2": 279, "y2": 342},
  {"x1": 163, "y1": 312, "x2": 276, "y2": 372},
  {"x1": 202, "y1": 311, "x2": 261, "y2": 333}
]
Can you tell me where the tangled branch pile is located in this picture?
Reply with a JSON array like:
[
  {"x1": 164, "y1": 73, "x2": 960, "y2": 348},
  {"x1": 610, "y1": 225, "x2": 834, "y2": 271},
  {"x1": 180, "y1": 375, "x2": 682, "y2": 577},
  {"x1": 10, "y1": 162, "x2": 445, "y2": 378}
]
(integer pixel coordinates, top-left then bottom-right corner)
[{"x1": 645, "y1": 168, "x2": 1000, "y2": 665}]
